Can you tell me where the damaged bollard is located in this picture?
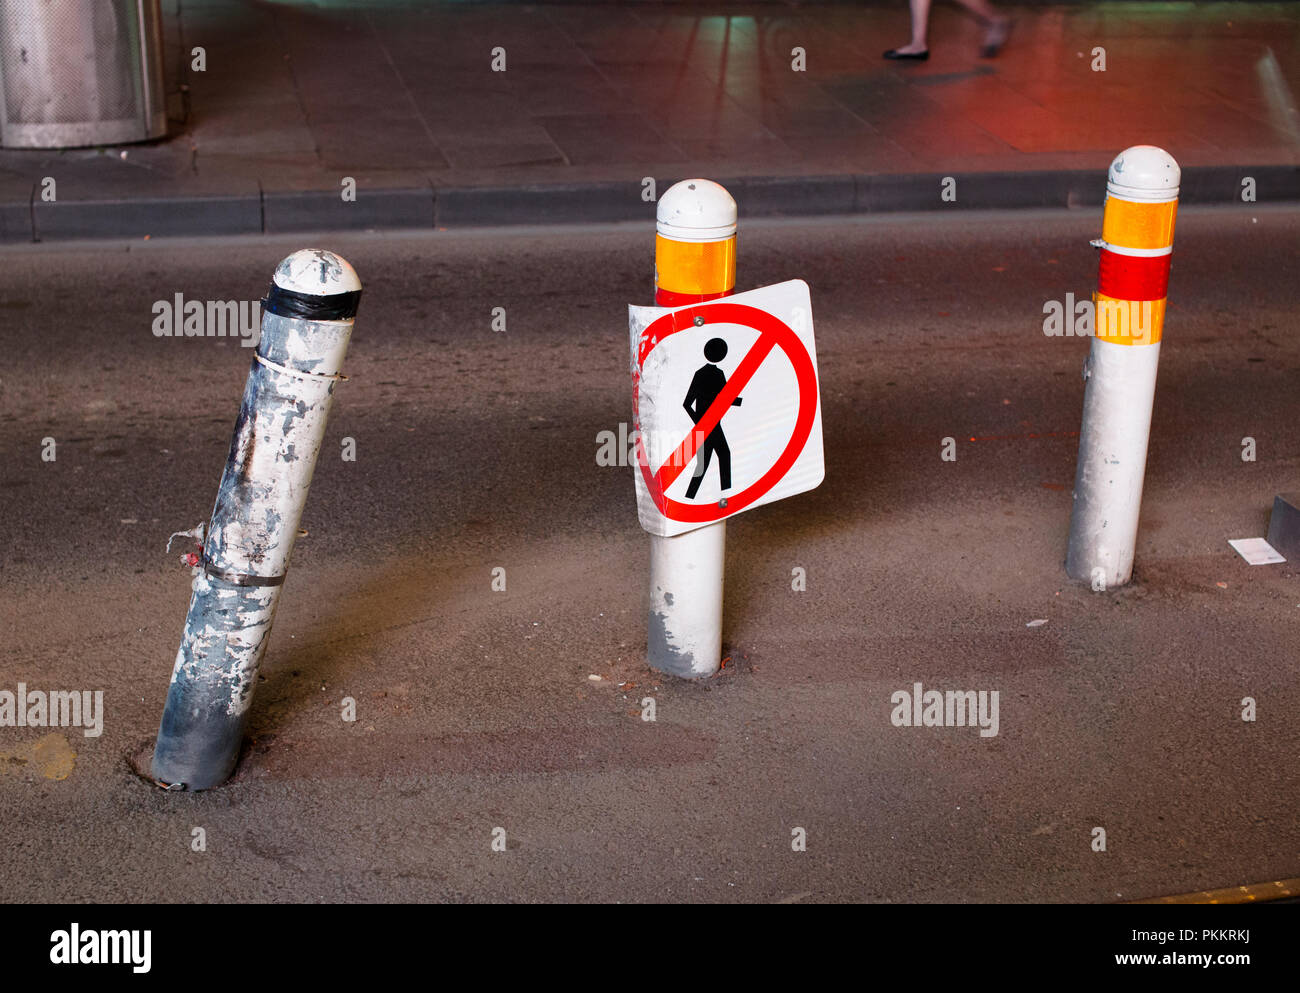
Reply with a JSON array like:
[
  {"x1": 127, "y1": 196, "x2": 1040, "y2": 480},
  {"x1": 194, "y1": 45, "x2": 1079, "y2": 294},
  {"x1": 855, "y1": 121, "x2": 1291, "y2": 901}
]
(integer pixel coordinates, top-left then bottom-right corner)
[
  {"x1": 646, "y1": 179, "x2": 736, "y2": 678},
  {"x1": 151, "y1": 249, "x2": 361, "y2": 790},
  {"x1": 1066, "y1": 146, "x2": 1179, "y2": 589}
]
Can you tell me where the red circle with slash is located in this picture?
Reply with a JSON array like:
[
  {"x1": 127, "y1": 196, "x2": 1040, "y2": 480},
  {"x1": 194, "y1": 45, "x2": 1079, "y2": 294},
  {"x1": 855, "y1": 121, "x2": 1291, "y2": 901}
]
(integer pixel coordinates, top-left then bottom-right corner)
[{"x1": 633, "y1": 301, "x2": 818, "y2": 525}]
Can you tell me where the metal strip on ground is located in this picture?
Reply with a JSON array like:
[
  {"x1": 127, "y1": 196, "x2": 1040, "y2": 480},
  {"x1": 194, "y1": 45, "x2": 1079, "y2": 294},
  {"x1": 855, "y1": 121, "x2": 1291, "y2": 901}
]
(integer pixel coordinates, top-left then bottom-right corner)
[{"x1": 1129, "y1": 877, "x2": 1300, "y2": 904}]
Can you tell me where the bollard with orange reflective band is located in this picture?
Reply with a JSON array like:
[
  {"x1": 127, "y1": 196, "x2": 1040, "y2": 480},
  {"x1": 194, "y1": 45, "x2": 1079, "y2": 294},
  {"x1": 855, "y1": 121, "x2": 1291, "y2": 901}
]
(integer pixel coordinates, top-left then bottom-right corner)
[
  {"x1": 646, "y1": 179, "x2": 736, "y2": 678},
  {"x1": 655, "y1": 185, "x2": 736, "y2": 306},
  {"x1": 1066, "y1": 146, "x2": 1179, "y2": 589}
]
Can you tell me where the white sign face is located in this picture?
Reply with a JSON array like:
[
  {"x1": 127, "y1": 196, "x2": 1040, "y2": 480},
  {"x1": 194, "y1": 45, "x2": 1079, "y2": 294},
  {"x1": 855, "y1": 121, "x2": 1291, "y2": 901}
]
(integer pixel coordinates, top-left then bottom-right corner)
[{"x1": 628, "y1": 279, "x2": 824, "y2": 537}]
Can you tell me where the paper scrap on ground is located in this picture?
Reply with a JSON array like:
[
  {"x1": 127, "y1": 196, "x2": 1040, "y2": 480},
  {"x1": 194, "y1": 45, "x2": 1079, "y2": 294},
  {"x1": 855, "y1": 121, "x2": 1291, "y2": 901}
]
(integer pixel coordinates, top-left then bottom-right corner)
[{"x1": 1228, "y1": 538, "x2": 1285, "y2": 565}]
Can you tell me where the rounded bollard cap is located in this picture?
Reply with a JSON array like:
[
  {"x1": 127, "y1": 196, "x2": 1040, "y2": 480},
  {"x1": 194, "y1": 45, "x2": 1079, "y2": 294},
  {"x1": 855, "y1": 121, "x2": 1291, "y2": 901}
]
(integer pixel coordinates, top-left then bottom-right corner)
[
  {"x1": 657, "y1": 179, "x2": 737, "y2": 242},
  {"x1": 1107, "y1": 146, "x2": 1180, "y2": 202},
  {"x1": 273, "y1": 249, "x2": 362, "y2": 296}
]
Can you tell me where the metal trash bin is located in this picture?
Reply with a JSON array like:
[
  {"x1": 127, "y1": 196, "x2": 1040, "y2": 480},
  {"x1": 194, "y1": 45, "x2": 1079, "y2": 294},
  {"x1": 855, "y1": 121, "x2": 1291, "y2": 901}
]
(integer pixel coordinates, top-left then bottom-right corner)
[{"x1": 0, "y1": 0, "x2": 165, "y2": 149}]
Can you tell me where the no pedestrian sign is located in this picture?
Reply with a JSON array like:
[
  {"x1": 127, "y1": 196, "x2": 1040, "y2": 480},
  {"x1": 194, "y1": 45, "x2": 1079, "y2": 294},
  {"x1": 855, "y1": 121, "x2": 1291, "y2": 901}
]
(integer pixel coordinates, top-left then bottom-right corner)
[{"x1": 628, "y1": 279, "x2": 825, "y2": 537}]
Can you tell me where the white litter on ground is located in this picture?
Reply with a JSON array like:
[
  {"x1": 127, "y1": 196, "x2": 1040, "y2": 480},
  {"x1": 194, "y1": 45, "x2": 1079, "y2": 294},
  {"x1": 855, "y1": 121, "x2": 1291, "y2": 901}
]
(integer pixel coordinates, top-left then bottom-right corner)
[{"x1": 1228, "y1": 538, "x2": 1285, "y2": 565}]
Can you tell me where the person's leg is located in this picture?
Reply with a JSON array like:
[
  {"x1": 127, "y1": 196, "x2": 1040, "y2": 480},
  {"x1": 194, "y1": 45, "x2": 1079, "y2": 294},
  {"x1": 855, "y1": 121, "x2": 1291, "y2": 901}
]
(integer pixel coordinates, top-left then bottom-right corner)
[
  {"x1": 888, "y1": 0, "x2": 932, "y2": 56},
  {"x1": 685, "y1": 441, "x2": 714, "y2": 500},
  {"x1": 954, "y1": 0, "x2": 1012, "y2": 56},
  {"x1": 954, "y1": 0, "x2": 996, "y2": 22},
  {"x1": 715, "y1": 434, "x2": 732, "y2": 491}
]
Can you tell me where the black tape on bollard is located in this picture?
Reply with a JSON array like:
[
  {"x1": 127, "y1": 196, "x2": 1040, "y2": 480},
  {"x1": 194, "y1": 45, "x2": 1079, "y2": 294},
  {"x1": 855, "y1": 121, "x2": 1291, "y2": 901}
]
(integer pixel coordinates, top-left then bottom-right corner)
[{"x1": 264, "y1": 283, "x2": 362, "y2": 321}]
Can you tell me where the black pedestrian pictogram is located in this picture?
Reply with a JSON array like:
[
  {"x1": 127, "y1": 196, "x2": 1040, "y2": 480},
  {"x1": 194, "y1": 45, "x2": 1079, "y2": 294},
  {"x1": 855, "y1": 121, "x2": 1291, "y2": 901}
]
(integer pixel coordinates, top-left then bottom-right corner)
[{"x1": 683, "y1": 337, "x2": 742, "y2": 499}]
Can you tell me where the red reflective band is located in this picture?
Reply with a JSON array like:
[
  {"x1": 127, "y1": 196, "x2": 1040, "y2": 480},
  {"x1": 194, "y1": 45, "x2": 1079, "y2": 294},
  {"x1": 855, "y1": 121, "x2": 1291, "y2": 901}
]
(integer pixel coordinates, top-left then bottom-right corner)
[
  {"x1": 655, "y1": 287, "x2": 731, "y2": 307},
  {"x1": 1097, "y1": 249, "x2": 1171, "y2": 302}
]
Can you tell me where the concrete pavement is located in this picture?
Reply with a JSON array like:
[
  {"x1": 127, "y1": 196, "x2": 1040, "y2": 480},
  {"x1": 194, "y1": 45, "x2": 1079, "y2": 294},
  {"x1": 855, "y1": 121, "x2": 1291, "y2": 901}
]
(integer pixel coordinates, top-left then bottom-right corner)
[{"x1": 1, "y1": 207, "x2": 1297, "y2": 901}]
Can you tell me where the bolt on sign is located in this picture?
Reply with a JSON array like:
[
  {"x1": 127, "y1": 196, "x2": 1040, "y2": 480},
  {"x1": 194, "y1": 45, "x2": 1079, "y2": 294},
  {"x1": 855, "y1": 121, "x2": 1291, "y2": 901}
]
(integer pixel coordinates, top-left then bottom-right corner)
[{"x1": 628, "y1": 279, "x2": 825, "y2": 537}]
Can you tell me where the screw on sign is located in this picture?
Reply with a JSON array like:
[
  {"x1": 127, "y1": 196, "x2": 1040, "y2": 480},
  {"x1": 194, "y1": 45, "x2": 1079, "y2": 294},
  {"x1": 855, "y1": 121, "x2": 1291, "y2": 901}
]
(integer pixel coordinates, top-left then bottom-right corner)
[{"x1": 629, "y1": 279, "x2": 824, "y2": 539}]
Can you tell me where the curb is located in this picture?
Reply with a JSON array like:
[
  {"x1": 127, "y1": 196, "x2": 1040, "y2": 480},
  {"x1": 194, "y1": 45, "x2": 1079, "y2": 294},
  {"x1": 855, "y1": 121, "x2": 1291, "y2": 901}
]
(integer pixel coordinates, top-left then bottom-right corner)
[{"x1": 2, "y1": 164, "x2": 1296, "y2": 243}]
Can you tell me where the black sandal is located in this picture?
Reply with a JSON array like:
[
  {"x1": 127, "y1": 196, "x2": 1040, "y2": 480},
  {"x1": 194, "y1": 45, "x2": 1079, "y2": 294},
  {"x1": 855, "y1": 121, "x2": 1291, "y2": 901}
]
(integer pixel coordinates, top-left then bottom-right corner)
[{"x1": 883, "y1": 48, "x2": 929, "y2": 61}]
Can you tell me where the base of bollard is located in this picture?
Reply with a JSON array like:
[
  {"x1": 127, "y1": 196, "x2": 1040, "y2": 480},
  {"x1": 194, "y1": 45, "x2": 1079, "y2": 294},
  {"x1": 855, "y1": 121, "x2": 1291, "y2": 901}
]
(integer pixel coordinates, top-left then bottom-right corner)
[
  {"x1": 151, "y1": 683, "x2": 251, "y2": 791},
  {"x1": 150, "y1": 748, "x2": 240, "y2": 792},
  {"x1": 128, "y1": 733, "x2": 256, "y2": 792},
  {"x1": 1064, "y1": 559, "x2": 1134, "y2": 591},
  {"x1": 647, "y1": 523, "x2": 726, "y2": 680}
]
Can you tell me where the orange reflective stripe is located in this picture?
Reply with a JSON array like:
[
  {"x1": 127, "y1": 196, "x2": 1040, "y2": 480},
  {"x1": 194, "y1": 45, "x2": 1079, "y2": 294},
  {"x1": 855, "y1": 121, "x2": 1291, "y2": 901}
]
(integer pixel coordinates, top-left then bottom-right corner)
[
  {"x1": 1102, "y1": 197, "x2": 1178, "y2": 250},
  {"x1": 655, "y1": 234, "x2": 736, "y2": 298},
  {"x1": 1093, "y1": 293, "x2": 1166, "y2": 346}
]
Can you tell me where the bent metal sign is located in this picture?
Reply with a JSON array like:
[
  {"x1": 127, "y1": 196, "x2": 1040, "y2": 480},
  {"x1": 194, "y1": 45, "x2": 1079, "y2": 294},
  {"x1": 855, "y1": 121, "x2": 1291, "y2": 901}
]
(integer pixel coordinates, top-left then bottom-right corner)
[{"x1": 628, "y1": 279, "x2": 824, "y2": 537}]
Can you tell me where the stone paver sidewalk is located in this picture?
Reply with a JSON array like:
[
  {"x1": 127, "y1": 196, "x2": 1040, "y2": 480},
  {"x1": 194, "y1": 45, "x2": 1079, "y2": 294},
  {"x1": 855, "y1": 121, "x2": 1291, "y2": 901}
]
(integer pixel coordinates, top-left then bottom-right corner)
[{"x1": 0, "y1": 1, "x2": 1295, "y2": 238}]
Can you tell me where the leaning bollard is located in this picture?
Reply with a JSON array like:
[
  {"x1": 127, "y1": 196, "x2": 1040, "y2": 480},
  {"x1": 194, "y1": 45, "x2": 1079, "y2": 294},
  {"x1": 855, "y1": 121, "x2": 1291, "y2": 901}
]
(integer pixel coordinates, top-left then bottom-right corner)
[
  {"x1": 151, "y1": 249, "x2": 361, "y2": 790},
  {"x1": 646, "y1": 179, "x2": 736, "y2": 678},
  {"x1": 1066, "y1": 146, "x2": 1179, "y2": 589}
]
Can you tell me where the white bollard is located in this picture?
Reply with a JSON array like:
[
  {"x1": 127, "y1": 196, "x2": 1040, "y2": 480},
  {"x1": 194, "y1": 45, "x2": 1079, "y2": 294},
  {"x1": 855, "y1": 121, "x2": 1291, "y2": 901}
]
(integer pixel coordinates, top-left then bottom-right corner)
[
  {"x1": 151, "y1": 249, "x2": 361, "y2": 790},
  {"x1": 647, "y1": 179, "x2": 737, "y2": 678},
  {"x1": 1066, "y1": 146, "x2": 1179, "y2": 589},
  {"x1": 648, "y1": 521, "x2": 726, "y2": 678}
]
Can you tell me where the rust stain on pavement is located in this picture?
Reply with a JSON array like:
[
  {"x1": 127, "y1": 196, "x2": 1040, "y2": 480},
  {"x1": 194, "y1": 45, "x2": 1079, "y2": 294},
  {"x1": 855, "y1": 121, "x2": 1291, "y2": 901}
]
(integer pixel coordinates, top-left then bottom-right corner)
[{"x1": 1, "y1": 733, "x2": 76, "y2": 780}]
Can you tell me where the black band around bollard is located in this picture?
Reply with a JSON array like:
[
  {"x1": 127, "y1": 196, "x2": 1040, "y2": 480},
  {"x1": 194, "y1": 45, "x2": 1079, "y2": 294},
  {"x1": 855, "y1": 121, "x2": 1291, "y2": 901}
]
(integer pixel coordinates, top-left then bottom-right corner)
[{"x1": 264, "y1": 283, "x2": 361, "y2": 321}]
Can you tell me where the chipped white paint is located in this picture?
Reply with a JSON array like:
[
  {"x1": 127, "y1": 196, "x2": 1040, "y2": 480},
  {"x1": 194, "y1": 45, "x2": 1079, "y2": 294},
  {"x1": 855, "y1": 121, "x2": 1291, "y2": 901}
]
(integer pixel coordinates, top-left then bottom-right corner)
[
  {"x1": 273, "y1": 248, "x2": 362, "y2": 299},
  {"x1": 647, "y1": 522, "x2": 725, "y2": 679},
  {"x1": 169, "y1": 644, "x2": 186, "y2": 683},
  {"x1": 167, "y1": 573, "x2": 276, "y2": 715},
  {"x1": 153, "y1": 250, "x2": 360, "y2": 790}
]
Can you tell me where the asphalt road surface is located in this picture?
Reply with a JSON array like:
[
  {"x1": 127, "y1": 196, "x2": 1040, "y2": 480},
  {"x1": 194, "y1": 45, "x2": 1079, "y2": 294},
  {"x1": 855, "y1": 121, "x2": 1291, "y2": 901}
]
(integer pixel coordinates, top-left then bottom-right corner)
[{"x1": 1, "y1": 207, "x2": 1297, "y2": 902}]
